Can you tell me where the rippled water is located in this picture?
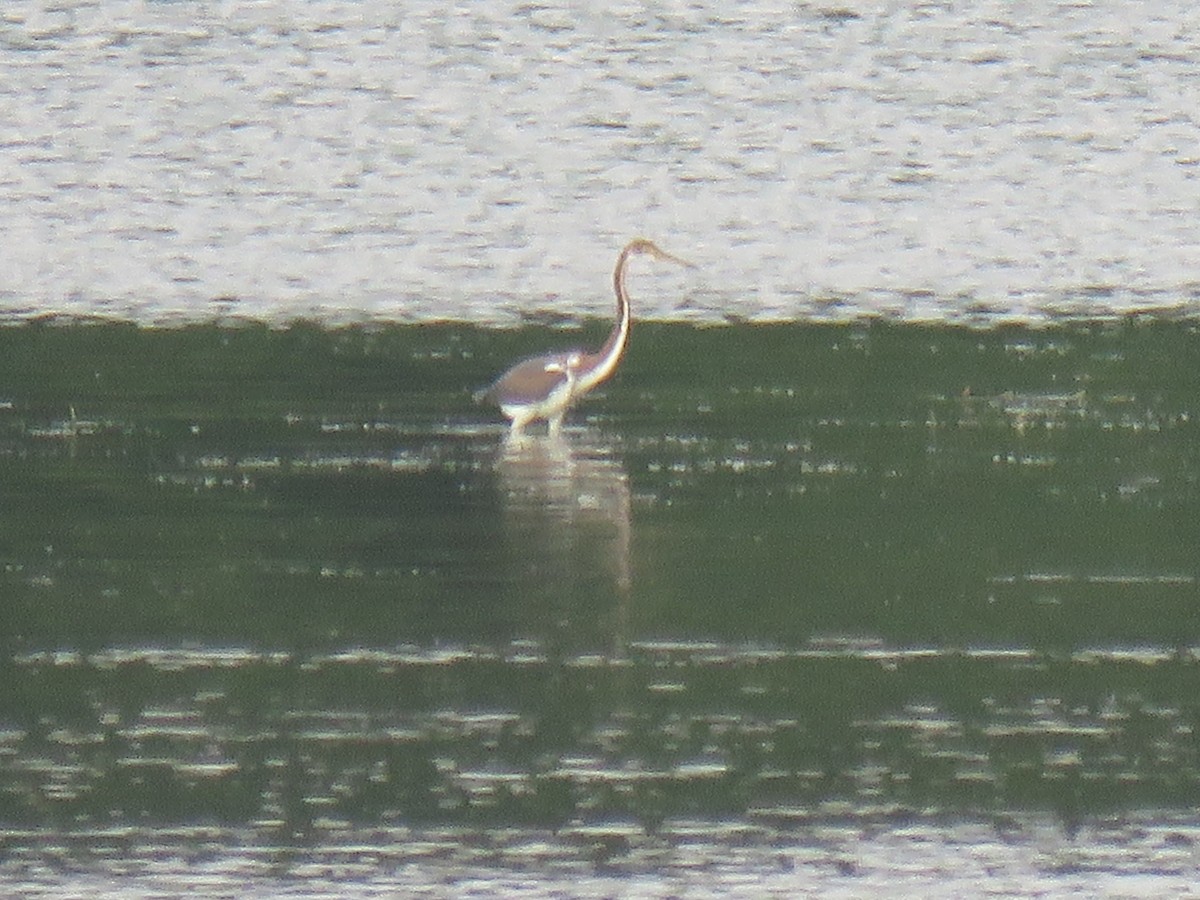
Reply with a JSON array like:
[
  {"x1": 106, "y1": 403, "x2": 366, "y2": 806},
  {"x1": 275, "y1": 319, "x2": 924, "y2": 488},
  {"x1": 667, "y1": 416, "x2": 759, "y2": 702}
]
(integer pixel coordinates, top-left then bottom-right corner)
[
  {"x1": 6, "y1": 1, "x2": 1200, "y2": 894},
  {"x1": 4, "y1": 1, "x2": 1200, "y2": 324},
  {"x1": 3, "y1": 321, "x2": 1200, "y2": 896}
]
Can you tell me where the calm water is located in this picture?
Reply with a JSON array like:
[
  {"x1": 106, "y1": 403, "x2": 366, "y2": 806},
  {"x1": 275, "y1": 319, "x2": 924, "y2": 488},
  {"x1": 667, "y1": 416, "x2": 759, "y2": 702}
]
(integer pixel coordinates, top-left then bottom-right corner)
[
  {"x1": 2, "y1": 320, "x2": 1200, "y2": 897},
  {"x1": 4, "y1": 0, "x2": 1200, "y2": 324}
]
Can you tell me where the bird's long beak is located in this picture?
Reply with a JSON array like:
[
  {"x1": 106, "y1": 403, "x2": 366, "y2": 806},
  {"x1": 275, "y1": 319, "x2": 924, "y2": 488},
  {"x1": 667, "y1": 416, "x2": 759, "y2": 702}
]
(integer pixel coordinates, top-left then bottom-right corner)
[{"x1": 655, "y1": 248, "x2": 696, "y2": 268}]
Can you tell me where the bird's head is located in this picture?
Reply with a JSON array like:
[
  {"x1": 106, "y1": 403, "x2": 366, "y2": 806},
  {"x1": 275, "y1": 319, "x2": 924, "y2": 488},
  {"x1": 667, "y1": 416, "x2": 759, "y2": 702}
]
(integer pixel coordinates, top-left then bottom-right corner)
[{"x1": 626, "y1": 238, "x2": 694, "y2": 268}]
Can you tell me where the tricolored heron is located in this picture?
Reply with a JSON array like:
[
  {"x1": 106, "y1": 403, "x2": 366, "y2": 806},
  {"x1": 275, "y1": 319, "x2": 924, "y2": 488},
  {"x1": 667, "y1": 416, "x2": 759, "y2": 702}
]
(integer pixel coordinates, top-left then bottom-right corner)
[{"x1": 477, "y1": 238, "x2": 690, "y2": 437}]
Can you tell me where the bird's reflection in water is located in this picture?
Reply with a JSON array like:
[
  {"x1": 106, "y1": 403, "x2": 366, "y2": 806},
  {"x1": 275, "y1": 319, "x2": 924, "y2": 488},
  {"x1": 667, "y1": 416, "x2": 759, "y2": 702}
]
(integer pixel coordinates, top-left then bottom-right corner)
[{"x1": 494, "y1": 430, "x2": 631, "y2": 656}]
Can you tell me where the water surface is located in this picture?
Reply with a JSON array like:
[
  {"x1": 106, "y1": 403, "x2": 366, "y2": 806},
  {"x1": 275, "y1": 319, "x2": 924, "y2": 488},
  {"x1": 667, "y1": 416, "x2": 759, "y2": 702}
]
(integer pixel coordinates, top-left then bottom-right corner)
[
  {"x1": 4, "y1": 1, "x2": 1200, "y2": 324},
  {"x1": 2, "y1": 320, "x2": 1200, "y2": 896},
  {"x1": 5, "y1": 2, "x2": 1200, "y2": 894}
]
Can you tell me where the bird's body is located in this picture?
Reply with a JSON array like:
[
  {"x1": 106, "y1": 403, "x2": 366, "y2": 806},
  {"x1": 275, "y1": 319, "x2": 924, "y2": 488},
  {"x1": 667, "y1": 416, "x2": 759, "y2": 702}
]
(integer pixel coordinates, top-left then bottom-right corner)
[
  {"x1": 478, "y1": 238, "x2": 689, "y2": 438},
  {"x1": 485, "y1": 351, "x2": 581, "y2": 436}
]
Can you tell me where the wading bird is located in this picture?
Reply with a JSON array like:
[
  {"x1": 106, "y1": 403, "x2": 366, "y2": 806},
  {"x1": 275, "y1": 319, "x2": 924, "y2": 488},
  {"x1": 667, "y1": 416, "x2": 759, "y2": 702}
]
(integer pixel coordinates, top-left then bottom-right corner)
[{"x1": 477, "y1": 238, "x2": 690, "y2": 437}]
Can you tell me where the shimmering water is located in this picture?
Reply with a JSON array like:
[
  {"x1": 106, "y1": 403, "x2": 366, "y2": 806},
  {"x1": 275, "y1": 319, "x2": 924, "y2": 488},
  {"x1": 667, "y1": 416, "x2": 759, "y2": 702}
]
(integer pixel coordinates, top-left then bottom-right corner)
[
  {"x1": 3, "y1": 320, "x2": 1200, "y2": 897},
  {"x1": 4, "y1": 1, "x2": 1200, "y2": 325},
  {"x1": 5, "y1": 0, "x2": 1200, "y2": 894}
]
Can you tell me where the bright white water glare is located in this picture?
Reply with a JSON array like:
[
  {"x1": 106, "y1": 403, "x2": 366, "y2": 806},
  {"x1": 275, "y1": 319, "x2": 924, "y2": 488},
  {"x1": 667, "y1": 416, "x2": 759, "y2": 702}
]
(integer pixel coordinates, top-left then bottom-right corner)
[{"x1": 3, "y1": 1, "x2": 1200, "y2": 324}]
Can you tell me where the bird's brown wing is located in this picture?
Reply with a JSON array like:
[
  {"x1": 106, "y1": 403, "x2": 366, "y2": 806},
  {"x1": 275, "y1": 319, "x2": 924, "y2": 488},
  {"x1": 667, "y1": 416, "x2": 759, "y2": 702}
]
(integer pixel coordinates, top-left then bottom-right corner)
[{"x1": 480, "y1": 354, "x2": 573, "y2": 406}]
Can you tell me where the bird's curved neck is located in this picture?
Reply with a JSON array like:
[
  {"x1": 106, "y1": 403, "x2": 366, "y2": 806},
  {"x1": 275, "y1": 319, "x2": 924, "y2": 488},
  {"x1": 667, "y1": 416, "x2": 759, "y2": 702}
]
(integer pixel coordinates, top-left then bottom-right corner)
[{"x1": 575, "y1": 245, "x2": 634, "y2": 394}]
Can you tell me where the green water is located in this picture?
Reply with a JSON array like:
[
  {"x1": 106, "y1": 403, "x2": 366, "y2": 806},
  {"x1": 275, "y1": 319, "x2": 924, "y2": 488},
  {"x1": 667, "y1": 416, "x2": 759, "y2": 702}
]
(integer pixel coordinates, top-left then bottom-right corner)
[{"x1": 2, "y1": 319, "x2": 1200, "y2": 886}]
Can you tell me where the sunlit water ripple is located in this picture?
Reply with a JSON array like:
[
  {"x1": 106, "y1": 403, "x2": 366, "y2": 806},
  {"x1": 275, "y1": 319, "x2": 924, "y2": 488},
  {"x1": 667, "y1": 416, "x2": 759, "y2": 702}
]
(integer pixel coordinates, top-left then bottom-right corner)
[
  {"x1": 5, "y1": 0, "x2": 1200, "y2": 880},
  {"x1": 7, "y1": 641, "x2": 1200, "y2": 898},
  {"x1": 3, "y1": 1, "x2": 1200, "y2": 325}
]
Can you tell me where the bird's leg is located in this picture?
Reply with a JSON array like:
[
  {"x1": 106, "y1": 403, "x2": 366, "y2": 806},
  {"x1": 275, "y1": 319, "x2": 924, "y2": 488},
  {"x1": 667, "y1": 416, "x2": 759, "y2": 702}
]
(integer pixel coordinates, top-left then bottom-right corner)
[{"x1": 547, "y1": 413, "x2": 565, "y2": 438}]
